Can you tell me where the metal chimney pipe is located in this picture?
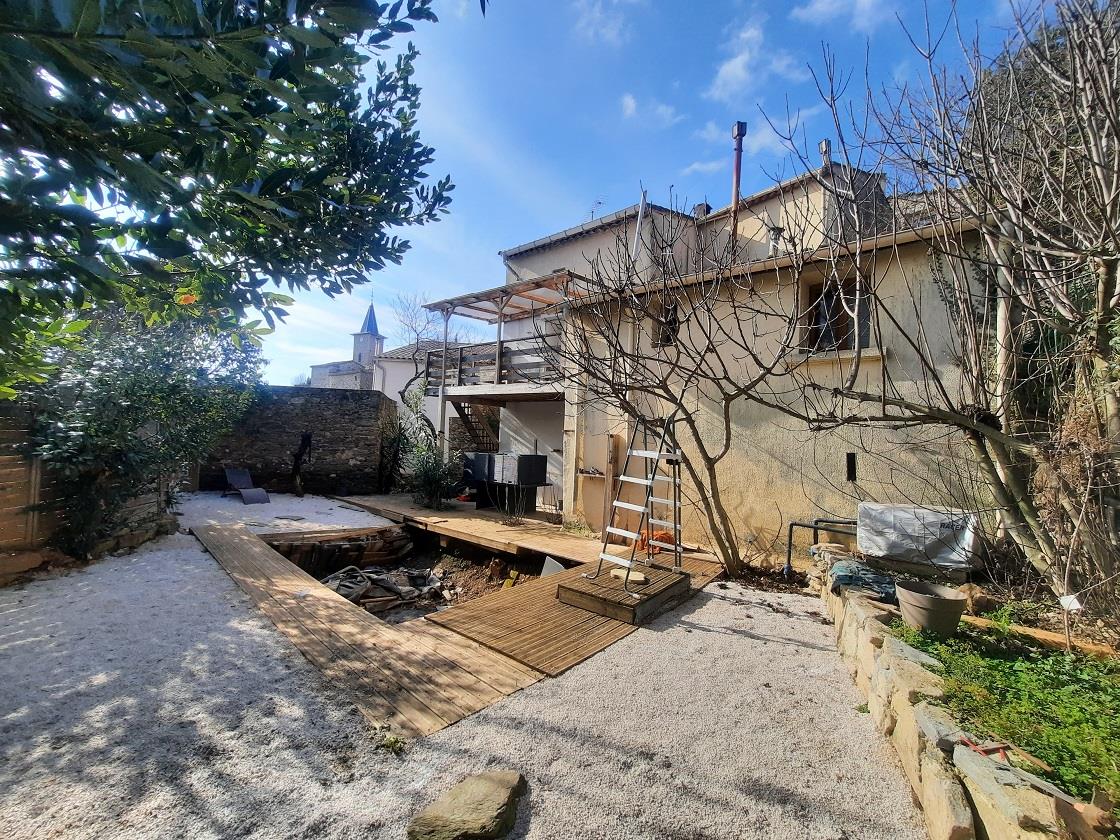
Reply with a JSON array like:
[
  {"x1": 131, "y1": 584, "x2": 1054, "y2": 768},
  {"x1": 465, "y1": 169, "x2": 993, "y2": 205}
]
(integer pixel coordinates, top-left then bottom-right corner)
[
  {"x1": 819, "y1": 138, "x2": 832, "y2": 168},
  {"x1": 730, "y1": 120, "x2": 746, "y2": 261}
]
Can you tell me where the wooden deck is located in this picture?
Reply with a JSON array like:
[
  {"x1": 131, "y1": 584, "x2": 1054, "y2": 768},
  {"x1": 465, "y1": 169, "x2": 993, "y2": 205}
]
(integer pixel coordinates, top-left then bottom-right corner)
[
  {"x1": 426, "y1": 554, "x2": 723, "y2": 676},
  {"x1": 193, "y1": 523, "x2": 542, "y2": 739},
  {"x1": 335, "y1": 494, "x2": 705, "y2": 566}
]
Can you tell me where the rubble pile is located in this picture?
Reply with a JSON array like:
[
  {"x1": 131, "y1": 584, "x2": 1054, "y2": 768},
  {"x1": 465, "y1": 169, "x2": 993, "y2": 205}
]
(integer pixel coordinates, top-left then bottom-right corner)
[{"x1": 320, "y1": 564, "x2": 454, "y2": 616}]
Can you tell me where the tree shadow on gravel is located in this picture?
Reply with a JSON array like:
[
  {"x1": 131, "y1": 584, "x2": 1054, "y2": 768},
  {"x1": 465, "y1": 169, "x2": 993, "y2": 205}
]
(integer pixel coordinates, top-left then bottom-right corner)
[{"x1": 0, "y1": 535, "x2": 378, "y2": 840}]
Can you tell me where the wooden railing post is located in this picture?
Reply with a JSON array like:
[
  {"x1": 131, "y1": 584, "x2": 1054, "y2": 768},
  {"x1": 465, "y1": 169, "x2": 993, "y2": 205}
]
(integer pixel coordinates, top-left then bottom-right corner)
[
  {"x1": 437, "y1": 307, "x2": 451, "y2": 456},
  {"x1": 494, "y1": 295, "x2": 509, "y2": 384}
]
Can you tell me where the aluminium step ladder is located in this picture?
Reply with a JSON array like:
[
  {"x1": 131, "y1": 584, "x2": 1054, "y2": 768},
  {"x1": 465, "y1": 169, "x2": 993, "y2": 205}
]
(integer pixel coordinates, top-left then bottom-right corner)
[{"x1": 585, "y1": 416, "x2": 684, "y2": 596}]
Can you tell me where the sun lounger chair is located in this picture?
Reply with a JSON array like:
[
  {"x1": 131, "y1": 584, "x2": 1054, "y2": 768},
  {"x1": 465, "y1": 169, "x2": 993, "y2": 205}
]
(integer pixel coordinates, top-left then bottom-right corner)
[{"x1": 222, "y1": 467, "x2": 271, "y2": 505}]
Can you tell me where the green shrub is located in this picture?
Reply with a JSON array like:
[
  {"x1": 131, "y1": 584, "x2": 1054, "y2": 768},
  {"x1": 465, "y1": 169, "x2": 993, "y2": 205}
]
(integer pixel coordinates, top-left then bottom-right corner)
[
  {"x1": 891, "y1": 620, "x2": 1120, "y2": 801},
  {"x1": 406, "y1": 445, "x2": 462, "y2": 510},
  {"x1": 394, "y1": 381, "x2": 461, "y2": 509},
  {"x1": 26, "y1": 311, "x2": 261, "y2": 557}
]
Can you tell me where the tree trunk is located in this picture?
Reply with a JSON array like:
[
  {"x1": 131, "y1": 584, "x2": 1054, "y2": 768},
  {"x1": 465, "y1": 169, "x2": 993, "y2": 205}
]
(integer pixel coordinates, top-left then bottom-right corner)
[{"x1": 677, "y1": 414, "x2": 745, "y2": 576}]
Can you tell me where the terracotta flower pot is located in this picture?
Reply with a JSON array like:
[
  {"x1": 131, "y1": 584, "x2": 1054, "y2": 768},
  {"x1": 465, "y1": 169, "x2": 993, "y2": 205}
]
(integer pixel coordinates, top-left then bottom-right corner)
[{"x1": 895, "y1": 580, "x2": 967, "y2": 637}]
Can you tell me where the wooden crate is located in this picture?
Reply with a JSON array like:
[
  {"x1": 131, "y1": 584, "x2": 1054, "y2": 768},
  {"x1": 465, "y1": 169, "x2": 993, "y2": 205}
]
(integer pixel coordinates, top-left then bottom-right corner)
[{"x1": 556, "y1": 565, "x2": 691, "y2": 625}]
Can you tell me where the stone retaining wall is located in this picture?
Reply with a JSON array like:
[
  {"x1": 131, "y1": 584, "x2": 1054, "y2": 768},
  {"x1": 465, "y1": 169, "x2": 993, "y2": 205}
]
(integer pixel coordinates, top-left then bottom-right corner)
[
  {"x1": 201, "y1": 386, "x2": 396, "y2": 496},
  {"x1": 821, "y1": 557, "x2": 1094, "y2": 840}
]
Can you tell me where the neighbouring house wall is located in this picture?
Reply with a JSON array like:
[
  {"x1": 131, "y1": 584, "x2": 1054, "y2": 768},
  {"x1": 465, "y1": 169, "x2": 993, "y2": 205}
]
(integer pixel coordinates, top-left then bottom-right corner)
[
  {"x1": 308, "y1": 364, "x2": 372, "y2": 391},
  {"x1": 498, "y1": 401, "x2": 564, "y2": 507},
  {"x1": 695, "y1": 180, "x2": 828, "y2": 262},
  {"x1": 501, "y1": 211, "x2": 673, "y2": 342},
  {"x1": 376, "y1": 357, "x2": 440, "y2": 428},
  {"x1": 309, "y1": 357, "x2": 438, "y2": 430},
  {"x1": 201, "y1": 385, "x2": 396, "y2": 495},
  {"x1": 504, "y1": 220, "x2": 642, "y2": 284}
]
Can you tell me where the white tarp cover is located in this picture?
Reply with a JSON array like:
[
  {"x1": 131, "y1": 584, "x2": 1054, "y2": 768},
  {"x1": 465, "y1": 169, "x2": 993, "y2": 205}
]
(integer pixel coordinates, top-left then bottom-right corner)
[{"x1": 856, "y1": 503, "x2": 980, "y2": 571}]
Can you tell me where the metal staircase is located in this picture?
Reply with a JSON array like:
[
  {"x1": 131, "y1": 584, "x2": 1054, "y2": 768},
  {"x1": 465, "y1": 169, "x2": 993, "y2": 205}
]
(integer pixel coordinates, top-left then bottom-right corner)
[
  {"x1": 586, "y1": 416, "x2": 683, "y2": 594},
  {"x1": 451, "y1": 401, "x2": 499, "y2": 453}
]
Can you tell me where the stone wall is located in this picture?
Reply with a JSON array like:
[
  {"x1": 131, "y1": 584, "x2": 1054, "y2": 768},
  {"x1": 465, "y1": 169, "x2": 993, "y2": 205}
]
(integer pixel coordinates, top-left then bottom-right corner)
[
  {"x1": 820, "y1": 556, "x2": 1099, "y2": 840},
  {"x1": 201, "y1": 386, "x2": 396, "y2": 496}
]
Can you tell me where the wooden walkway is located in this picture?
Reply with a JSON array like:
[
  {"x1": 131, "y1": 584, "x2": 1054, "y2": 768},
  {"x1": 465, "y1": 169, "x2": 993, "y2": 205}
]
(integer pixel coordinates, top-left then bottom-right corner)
[
  {"x1": 193, "y1": 523, "x2": 542, "y2": 739},
  {"x1": 426, "y1": 555, "x2": 723, "y2": 676},
  {"x1": 336, "y1": 494, "x2": 693, "y2": 566}
]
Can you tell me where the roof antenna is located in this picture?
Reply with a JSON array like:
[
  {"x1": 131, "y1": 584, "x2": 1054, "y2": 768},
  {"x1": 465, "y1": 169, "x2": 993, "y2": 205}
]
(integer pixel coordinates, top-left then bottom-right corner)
[{"x1": 589, "y1": 199, "x2": 603, "y2": 219}]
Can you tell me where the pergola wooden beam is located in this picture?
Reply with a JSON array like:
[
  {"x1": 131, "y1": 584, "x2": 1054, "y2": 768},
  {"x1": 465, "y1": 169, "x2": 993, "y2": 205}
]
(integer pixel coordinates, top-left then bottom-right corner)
[{"x1": 424, "y1": 269, "x2": 582, "y2": 324}]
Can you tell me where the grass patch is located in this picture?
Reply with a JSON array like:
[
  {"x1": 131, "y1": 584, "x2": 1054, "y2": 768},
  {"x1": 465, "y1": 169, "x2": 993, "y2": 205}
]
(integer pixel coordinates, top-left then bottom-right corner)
[
  {"x1": 560, "y1": 517, "x2": 598, "y2": 539},
  {"x1": 374, "y1": 729, "x2": 408, "y2": 756},
  {"x1": 890, "y1": 619, "x2": 1120, "y2": 801}
]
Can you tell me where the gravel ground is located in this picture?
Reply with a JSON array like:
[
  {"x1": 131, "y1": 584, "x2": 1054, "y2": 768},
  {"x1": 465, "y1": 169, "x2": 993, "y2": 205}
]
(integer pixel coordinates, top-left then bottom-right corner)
[
  {"x1": 174, "y1": 490, "x2": 392, "y2": 534},
  {"x1": 0, "y1": 493, "x2": 927, "y2": 840}
]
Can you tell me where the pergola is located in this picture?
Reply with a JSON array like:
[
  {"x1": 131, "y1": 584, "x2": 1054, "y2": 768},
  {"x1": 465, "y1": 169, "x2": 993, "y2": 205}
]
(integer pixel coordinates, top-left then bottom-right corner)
[
  {"x1": 423, "y1": 269, "x2": 582, "y2": 447},
  {"x1": 422, "y1": 268, "x2": 578, "y2": 325}
]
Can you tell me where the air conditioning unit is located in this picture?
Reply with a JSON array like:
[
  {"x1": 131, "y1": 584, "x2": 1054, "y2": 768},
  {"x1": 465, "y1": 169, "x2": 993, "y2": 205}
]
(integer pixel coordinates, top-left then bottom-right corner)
[
  {"x1": 492, "y1": 453, "x2": 548, "y2": 487},
  {"x1": 856, "y1": 503, "x2": 980, "y2": 572}
]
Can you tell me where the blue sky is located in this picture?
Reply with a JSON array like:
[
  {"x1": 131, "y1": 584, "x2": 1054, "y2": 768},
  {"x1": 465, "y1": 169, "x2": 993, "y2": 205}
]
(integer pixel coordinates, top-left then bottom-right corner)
[{"x1": 262, "y1": 0, "x2": 1017, "y2": 384}]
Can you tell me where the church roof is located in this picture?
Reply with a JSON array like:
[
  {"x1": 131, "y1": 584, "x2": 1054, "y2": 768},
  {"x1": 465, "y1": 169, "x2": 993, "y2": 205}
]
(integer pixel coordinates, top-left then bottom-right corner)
[{"x1": 356, "y1": 303, "x2": 385, "y2": 337}]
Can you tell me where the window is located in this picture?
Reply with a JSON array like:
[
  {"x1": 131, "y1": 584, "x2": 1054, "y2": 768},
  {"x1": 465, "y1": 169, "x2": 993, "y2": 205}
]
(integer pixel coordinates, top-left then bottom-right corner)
[
  {"x1": 801, "y1": 277, "x2": 871, "y2": 352},
  {"x1": 650, "y1": 300, "x2": 680, "y2": 348}
]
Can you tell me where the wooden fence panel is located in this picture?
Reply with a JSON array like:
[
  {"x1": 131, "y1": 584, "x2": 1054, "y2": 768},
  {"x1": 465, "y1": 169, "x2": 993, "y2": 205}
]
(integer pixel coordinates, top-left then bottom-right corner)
[{"x1": 0, "y1": 414, "x2": 49, "y2": 550}]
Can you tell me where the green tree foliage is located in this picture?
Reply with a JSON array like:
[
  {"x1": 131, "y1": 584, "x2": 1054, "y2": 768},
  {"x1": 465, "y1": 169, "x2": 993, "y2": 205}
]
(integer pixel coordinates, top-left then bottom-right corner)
[
  {"x1": 27, "y1": 310, "x2": 264, "y2": 558},
  {"x1": 0, "y1": 0, "x2": 452, "y2": 392}
]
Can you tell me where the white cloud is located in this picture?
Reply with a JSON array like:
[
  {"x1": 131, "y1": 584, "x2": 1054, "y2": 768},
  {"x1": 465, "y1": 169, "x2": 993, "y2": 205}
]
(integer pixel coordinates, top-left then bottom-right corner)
[
  {"x1": 621, "y1": 94, "x2": 684, "y2": 128},
  {"x1": 693, "y1": 103, "x2": 822, "y2": 155},
  {"x1": 651, "y1": 101, "x2": 684, "y2": 128},
  {"x1": 695, "y1": 120, "x2": 725, "y2": 143},
  {"x1": 705, "y1": 16, "x2": 809, "y2": 104},
  {"x1": 741, "y1": 122, "x2": 787, "y2": 156},
  {"x1": 790, "y1": 0, "x2": 894, "y2": 35},
  {"x1": 681, "y1": 159, "x2": 726, "y2": 176},
  {"x1": 573, "y1": 0, "x2": 643, "y2": 46},
  {"x1": 891, "y1": 59, "x2": 912, "y2": 87}
]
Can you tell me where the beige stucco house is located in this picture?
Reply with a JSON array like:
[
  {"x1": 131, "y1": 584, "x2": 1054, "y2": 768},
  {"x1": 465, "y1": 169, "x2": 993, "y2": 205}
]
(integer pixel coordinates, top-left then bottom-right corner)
[{"x1": 423, "y1": 148, "x2": 978, "y2": 568}]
